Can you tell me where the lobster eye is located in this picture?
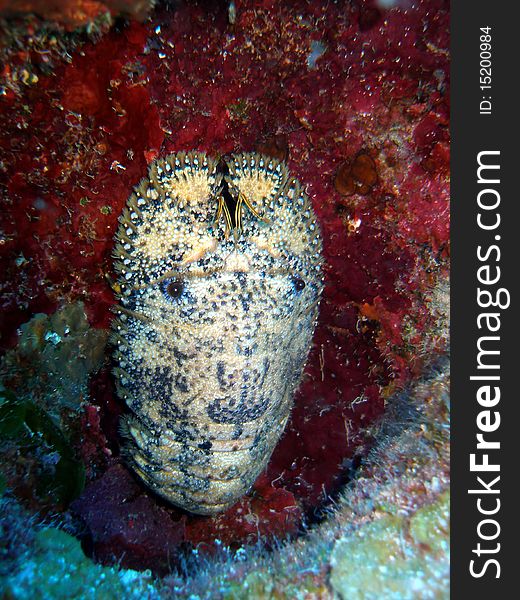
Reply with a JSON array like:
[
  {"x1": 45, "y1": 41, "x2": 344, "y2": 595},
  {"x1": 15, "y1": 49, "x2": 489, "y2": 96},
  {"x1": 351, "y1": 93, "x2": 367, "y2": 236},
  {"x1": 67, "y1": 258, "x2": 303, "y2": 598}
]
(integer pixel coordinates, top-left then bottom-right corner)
[
  {"x1": 293, "y1": 277, "x2": 306, "y2": 291},
  {"x1": 165, "y1": 280, "x2": 184, "y2": 299}
]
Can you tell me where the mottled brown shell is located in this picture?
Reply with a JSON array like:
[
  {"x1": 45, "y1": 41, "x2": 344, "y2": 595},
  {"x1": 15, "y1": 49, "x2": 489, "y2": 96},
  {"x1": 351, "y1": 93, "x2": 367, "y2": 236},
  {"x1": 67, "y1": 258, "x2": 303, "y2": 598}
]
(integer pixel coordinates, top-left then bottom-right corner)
[{"x1": 111, "y1": 151, "x2": 323, "y2": 515}]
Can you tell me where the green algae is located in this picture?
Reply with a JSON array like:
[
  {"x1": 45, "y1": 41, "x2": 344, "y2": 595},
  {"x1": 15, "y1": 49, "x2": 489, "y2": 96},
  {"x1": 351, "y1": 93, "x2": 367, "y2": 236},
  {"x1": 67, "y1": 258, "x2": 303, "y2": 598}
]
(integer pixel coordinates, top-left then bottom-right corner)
[
  {"x1": 0, "y1": 302, "x2": 106, "y2": 512},
  {"x1": 1, "y1": 528, "x2": 158, "y2": 600},
  {"x1": 0, "y1": 389, "x2": 85, "y2": 508},
  {"x1": 221, "y1": 570, "x2": 329, "y2": 600},
  {"x1": 329, "y1": 491, "x2": 450, "y2": 600},
  {"x1": 0, "y1": 301, "x2": 107, "y2": 420}
]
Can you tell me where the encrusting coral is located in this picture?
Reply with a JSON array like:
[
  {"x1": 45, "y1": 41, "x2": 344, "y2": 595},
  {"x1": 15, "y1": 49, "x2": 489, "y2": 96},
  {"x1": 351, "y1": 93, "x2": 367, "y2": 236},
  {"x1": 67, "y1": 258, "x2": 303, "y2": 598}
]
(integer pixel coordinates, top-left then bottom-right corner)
[{"x1": 0, "y1": 302, "x2": 107, "y2": 512}]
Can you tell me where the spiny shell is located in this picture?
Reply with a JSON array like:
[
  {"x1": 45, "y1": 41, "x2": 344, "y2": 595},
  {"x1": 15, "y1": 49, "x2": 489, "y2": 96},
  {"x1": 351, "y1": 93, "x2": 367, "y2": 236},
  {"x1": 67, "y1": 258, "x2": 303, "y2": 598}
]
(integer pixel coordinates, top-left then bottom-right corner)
[{"x1": 111, "y1": 151, "x2": 323, "y2": 515}]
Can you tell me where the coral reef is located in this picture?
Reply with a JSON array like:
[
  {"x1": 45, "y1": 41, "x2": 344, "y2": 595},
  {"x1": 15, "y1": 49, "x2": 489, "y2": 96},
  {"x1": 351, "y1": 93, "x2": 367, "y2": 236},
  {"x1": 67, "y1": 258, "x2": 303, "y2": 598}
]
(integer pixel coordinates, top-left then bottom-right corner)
[
  {"x1": 1, "y1": 518, "x2": 159, "y2": 599},
  {"x1": 0, "y1": 302, "x2": 107, "y2": 417},
  {"x1": 0, "y1": 353, "x2": 449, "y2": 597},
  {"x1": 0, "y1": 0, "x2": 450, "y2": 594},
  {"x1": 330, "y1": 492, "x2": 450, "y2": 600},
  {"x1": 0, "y1": 388, "x2": 86, "y2": 512},
  {"x1": 0, "y1": 302, "x2": 107, "y2": 512},
  {"x1": 0, "y1": 0, "x2": 154, "y2": 31}
]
